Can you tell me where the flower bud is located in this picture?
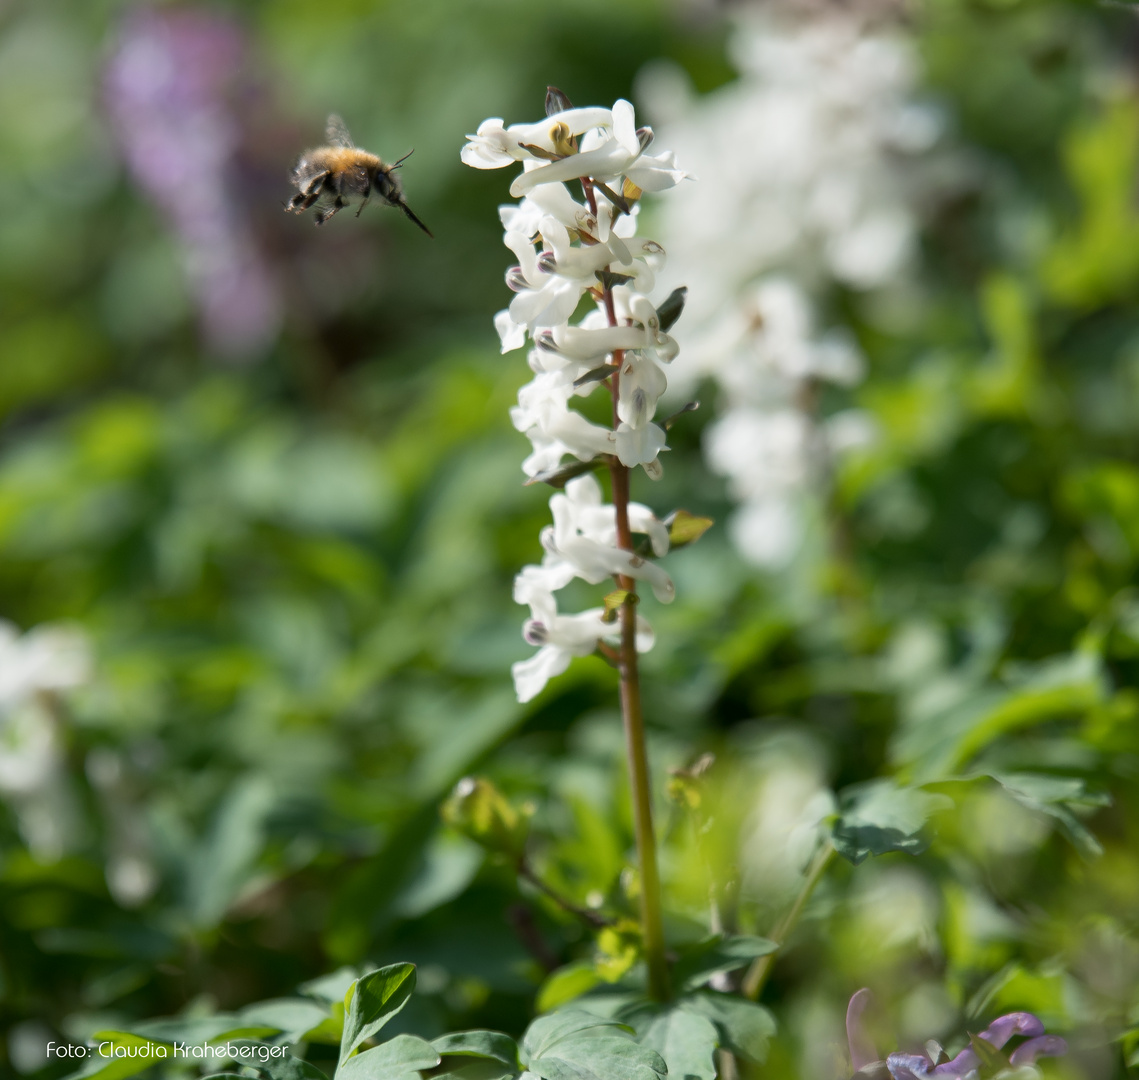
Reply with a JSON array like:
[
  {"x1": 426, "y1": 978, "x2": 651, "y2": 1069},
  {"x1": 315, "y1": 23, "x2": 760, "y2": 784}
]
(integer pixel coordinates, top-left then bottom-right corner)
[{"x1": 441, "y1": 777, "x2": 531, "y2": 859}]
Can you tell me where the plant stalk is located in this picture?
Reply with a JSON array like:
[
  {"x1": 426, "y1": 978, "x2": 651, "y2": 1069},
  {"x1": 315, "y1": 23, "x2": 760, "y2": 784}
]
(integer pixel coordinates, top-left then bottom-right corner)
[
  {"x1": 609, "y1": 454, "x2": 669, "y2": 1001},
  {"x1": 741, "y1": 842, "x2": 834, "y2": 1000},
  {"x1": 518, "y1": 858, "x2": 614, "y2": 929},
  {"x1": 583, "y1": 172, "x2": 669, "y2": 1000}
]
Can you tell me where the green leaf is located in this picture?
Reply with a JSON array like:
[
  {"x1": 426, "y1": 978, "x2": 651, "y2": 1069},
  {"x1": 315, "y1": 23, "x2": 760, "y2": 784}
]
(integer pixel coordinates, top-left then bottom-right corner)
[
  {"x1": 1123, "y1": 1025, "x2": 1139, "y2": 1068},
  {"x1": 431, "y1": 1032, "x2": 518, "y2": 1067},
  {"x1": 521, "y1": 1012, "x2": 665, "y2": 1080},
  {"x1": 339, "y1": 965, "x2": 417, "y2": 1066},
  {"x1": 522, "y1": 1013, "x2": 630, "y2": 1060},
  {"x1": 574, "y1": 365, "x2": 615, "y2": 390},
  {"x1": 1044, "y1": 100, "x2": 1139, "y2": 306},
  {"x1": 990, "y1": 772, "x2": 1108, "y2": 858},
  {"x1": 536, "y1": 961, "x2": 604, "y2": 1012},
  {"x1": 602, "y1": 590, "x2": 631, "y2": 618},
  {"x1": 832, "y1": 780, "x2": 951, "y2": 865},
  {"x1": 965, "y1": 962, "x2": 1066, "y2": 1022},
  {"x1": 124, "y1": 1016, "x2": 252, "y2": 1044},
  {"x1": 302, "y1": 1017, "x2": 348, "y2": 1047},
  {"x1": 239, "y1": 999, "x2": 335, "y2": 1045},
  {"x1": 969, "y1": 274, "x2": 1039, "y2": 417},
  {"x1": 892, "y1": 653, "x2": 1105, "y2": 783},
  {"x1": 529, "y1": 1037, "x2": 665, "y2": 1080},
  {"x1": 680, "y1": 993, "x2": 776, "y2": 1064},
  {"x1": 672, "y1": 935, "x2": 777, "y2": 990},
  {"x1": 216, "y1": 1042, "x2": 331, "y2": 1080},
  {"x1": 337, "y1": 1034, "x2": 441, "y2": 1080},
  {"x1": 300, "y1": 968, "x2": 360, "y2": 1005},
  {"x1": 639, "y1": 1008, "x2": 718, "y2": 1080},
  {"x1": 666, "y1": 511, "x2": 713, "y2": 551},
  {"x1": 656, "y1": 287, "x2": 687, "y2": 332},
  {"x1": 185, "y1": 775, "x2": 276, "y2": 928},
  {"x1": 967, "y1": 1032, "x2": 1009, "y2": 1079},
  {"x1": 526, "y1": 459, "x2": 607, "y2": 489},
  {"x1": 391, "y1": 833, "x2": 485, "y2": 920},
  {"x1": 431, "y1": 1061, "x2": 516, "y2": 1080}
]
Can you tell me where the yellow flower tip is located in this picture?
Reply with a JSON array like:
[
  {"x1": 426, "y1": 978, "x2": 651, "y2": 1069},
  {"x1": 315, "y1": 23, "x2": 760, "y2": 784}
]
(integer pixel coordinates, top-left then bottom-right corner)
[{"x1": 550, "y1": 121, "x2": 576, "y2": 157}]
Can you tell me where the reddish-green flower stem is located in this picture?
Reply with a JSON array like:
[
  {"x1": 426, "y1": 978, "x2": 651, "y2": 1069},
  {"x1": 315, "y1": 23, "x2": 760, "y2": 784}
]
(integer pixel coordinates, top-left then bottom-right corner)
[{"x1": 584, "y1": 176, "x2": 670, "y2": 1002}]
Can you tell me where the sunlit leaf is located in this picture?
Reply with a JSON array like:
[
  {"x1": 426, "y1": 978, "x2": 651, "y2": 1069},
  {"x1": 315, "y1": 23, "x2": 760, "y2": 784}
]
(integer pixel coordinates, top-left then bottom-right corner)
[
  {"x1": 832, "y1": 781, "x2": 952, "y2": 865},
  {"x1": 337, "y1": 1035, "x2": 440, "y2": 1080},
  {"x1": 339, "y1": 966, "x2": 418, "y2": 1066},
  {"x1": 639, "y1": 1007, "x2": 718, "y2": 1080},
  {"x1": 672, "y1": 936, "x2": 777, "y2": 990},
  {"x1": 681, "y1": 993, "x2": 776, "y2": 1064}
]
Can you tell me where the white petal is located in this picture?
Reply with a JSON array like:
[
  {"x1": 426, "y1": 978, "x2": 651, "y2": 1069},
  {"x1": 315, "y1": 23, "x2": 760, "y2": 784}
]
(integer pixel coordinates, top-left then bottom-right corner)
[
  {"x1": 625, "y1": 151, "x2": 689, "y2": 191},
  {"x1": 564, "y1": 473, "x2": 604, "y2": 507},
  {"x1": 495, "y1": 310, "x2": 527, "y2": 352},
  {"x1": 513, "y1": 645, "x2": 571, "y2": 703},
  {"x1": 614, "y1": 421, "x2": 667, "y2": 467},
  {"x1": 634, "y1": 614, "x2": 656, "y2": 653},
  {"x1": 612, "y1": 99, "x2": 640, "y2": 155},
  {"x1": 509, "y1": 141, "x2": 633, "y2": 197},
  {"x1": 628, "y1": 502, "x2": 670, "y2": 557},
  {"x1": 624, "y1": 555, "x2": 675, "y2": 604}
]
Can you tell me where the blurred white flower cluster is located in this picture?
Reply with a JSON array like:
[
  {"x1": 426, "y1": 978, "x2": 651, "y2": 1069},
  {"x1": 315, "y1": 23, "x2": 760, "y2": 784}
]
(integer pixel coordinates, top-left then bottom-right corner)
[
  {"x1": 0, "y1": 620, "x2": 90, "y2": 857},
  {"x1": 739, "y1": 732, "x2": 836, "y2": 899},
  {"x1": 648, "y1": 11, "x2": 946, "y2": 566},
  {"x1": 462, "y1": 96, "x2": 685, "y2": 701}
]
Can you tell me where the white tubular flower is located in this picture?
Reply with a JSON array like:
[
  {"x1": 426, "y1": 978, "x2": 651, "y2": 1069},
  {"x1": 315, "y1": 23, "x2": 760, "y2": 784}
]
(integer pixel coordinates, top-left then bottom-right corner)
[
  {"x1": 617, "y1": 352, "x2": 668, "y2": 428},
  {"x1": 506, "y1": 100, "x2": 687, "y2": 198},
  {"x1": 542, "y1": 477, "x2": 676, "y2": 603},
  {"x1": 465, "y1": 91, "x2": 686, "y2": 701},
  {"x1": 511, "y1": 568, "x2": 655, "y2": 703},
  {"x1": 495, "y1": 309, "x2": 528, "y2": 353},
  {"x1": 614, "y1": 422, "x2": 668, "y2": 474},
  {"x1": 462, "y1": 107, "x2": 616, "y2": 169},
  {"x1": 511, "y1": 372, "x2": 613, "y2": 477}
]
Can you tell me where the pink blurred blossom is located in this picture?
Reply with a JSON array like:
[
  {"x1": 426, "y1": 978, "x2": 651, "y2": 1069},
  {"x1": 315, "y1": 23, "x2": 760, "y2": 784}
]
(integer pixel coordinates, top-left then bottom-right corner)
[{"x1": 105, "y1": 7, "x2": 281, "y2": 358}]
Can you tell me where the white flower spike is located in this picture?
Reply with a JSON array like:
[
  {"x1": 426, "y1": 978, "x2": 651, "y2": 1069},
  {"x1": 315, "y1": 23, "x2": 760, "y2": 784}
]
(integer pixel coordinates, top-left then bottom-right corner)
[{"x1": 463, "y1": 89, "x2": 687, "y2": 701}]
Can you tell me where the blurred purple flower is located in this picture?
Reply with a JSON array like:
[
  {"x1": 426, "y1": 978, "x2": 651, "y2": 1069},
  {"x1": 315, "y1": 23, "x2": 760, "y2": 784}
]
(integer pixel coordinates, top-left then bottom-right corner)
[
  {"x1": 105, "y1": 7, "x2": 281, "y2": 358},
  {"x1": 846, "y1": 988, "x2": 1067, "y2": 1079}
]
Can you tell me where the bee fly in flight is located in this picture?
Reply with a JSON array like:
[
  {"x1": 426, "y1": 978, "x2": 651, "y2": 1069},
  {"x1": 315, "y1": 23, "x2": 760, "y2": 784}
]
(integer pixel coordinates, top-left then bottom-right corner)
[{"x1": 286, "y1": 113, "x2": 433, "y2": 237}]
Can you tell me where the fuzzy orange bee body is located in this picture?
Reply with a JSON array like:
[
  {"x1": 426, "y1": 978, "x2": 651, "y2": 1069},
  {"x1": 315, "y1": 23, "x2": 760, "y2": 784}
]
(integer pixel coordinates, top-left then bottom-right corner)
[{"x1": 286, "y1": 114, "x2": 433, "y2": 236}]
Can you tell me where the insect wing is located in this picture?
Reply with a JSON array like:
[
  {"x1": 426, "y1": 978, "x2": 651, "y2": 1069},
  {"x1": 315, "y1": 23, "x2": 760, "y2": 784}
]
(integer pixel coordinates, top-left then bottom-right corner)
[{"x1": 325, "y1": 113, "x2": 354, "y2": 148}]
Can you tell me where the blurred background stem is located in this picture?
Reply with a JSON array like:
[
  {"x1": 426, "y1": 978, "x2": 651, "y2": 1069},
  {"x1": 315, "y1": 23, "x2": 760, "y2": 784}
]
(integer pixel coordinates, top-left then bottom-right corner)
[{"x1": 742, "y1": 843, "x2": 834, "y2": 1000}]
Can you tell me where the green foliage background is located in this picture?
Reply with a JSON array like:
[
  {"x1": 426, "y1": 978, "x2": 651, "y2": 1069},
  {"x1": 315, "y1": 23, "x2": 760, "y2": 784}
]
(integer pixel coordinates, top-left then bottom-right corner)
[{"x1": 3, "y1": 0, "x2": 1139, "y2": 1077}]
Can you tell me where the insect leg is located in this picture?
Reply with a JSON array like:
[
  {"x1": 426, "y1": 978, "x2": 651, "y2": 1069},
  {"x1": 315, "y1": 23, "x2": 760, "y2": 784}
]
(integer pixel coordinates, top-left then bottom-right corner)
[
  {"x1": 356, "y1": 180, "x2": 371, "y2": 218},
  {"x1": 315, "y1": 195, "x2": 349, "y2": 226},
  {"x1": 288, "y1": 170, "x2": 331, "y2": 213}
]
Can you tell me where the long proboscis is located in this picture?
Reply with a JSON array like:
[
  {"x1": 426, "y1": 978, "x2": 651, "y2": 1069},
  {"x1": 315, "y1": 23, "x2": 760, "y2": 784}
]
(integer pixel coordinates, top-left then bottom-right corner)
[{"x1": 397, "y1": 198, "x2": 434, "y2": 239}]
